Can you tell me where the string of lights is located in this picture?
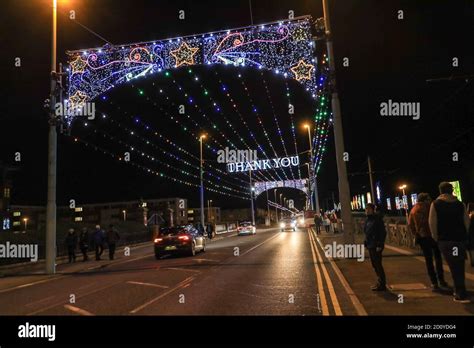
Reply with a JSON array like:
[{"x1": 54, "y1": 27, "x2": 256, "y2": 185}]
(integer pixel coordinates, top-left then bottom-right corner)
[{"x1": 283, "y1": 79, "x2": 302, "y2": 180}]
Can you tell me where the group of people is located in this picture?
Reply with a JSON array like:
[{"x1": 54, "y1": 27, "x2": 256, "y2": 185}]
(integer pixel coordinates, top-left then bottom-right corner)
[
  {"x1": 65, "y1": 224, "x2": 120, "y2": 263},
  {"x1": 313, "y1": 212, "x2": 339, "y2": 234},
  {"x1": 364, "y1": 181, "x2": 473, "y2": 303}
]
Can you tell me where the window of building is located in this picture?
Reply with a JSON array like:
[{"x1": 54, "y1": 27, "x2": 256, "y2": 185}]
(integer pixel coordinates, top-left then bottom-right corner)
[
  {"x1": 180, "y1": 211, "x2": 185, "y2": 217},
  {"x1": 74, "y1": 217, "x2": 83, "y2": 222},
  {"x1": 13, "y1": 211, "x2": 21, "y2": 217},
  {"x1": 4, "y1": 188, "x2": 10, "y2": 198},
  {"x1": 74, "y1": 207, "x2": 83, "y2": 212},
  {"x1": 187, "y1": 210, "x2": 194, "y2": 214},
  {"x1": 13, "y1": 221, "x2": 20, "y2": 226},
  {"x1": 2, "y1": 218, "x2": 10, "y2": 230}
]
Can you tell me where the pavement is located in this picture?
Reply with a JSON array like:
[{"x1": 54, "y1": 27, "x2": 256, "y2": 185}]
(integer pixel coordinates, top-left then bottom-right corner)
[{"x1": 0, "y1": 226, "x2": 472, "y2": 315}]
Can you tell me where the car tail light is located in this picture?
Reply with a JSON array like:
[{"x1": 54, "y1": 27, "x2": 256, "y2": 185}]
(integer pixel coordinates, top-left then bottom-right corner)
[
  {"x1": 154, "y1": 238, "x2": 163, "y2": 243},
  {"x1": 178, "y1": 235, "x2": 190, "y2": 241}
]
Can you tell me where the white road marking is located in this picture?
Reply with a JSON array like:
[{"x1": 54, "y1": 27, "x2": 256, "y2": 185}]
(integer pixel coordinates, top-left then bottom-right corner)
[
  {"x1": 164, "y1": 267, "x2": 201, "y2": 273},
  {"x1": 239, "y1": 232, "x2": 282, "y2": 257},
  {"x1": 64, "y1": 304, "x2": 94, "y2": 316},
  {"x1": 126, "y1": 281, "x2": 169, "y2": 289},
  {"x1": 130, "y1": 276, "x2": 195, "y2": 314}
]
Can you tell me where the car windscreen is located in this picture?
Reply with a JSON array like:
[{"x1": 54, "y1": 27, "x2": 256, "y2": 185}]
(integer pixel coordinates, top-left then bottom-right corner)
[{"x1": 160, "y1": 227, "x2": 186, "y2": 235}]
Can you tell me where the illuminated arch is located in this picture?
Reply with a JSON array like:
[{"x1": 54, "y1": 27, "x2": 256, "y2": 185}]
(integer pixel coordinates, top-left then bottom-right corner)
[{"x1": 66, "y1": 16, "x2": 318, "y2": 123}]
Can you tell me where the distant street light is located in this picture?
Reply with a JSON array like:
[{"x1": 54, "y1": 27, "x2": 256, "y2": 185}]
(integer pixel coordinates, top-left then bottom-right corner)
[
  {"x1": 122, "y1": 210, "x2": 127, "y2": 221},
  {"x1": 23, "y1": 217, "x2": 28, "y2": 231}
]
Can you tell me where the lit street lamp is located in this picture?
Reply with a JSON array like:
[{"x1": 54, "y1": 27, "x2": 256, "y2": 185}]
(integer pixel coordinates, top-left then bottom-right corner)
[
  {"x1": 398, "y1": 184, "x2": 409, "y2": 222},
  {"x1": 122, "y1": 210, "x2": 127, "y2": 221},
  {"x1": 23, "y1": 218, "x2": 28, "y2": 232},
  {"x1": 199, "y1": 134, "x2": 206, "y2": 228}
]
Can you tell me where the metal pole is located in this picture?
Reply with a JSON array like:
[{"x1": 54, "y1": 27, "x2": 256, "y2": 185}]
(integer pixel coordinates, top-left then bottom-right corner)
[
  {"x1": 46, "y1": 0, "x2": 58, "y2": 274},
  {"x1": 266, "y1": 189, "x2": 270, "y2": 222},
  {"x1": 306, "y1": 127, "x2": 314, "y2": 210},
  {"x1": 249, "y1": 170, "x2": 255, "y2": 226},
  {"x1": 322, "y1": 0, "x2": 354, "y2": 243},
  {"x1": 368, "y1": 156, "x2": 375, "y2": 204},
  {"x1": 274, "y1": 189, "x2": 278, "y2": 222},
  {"x1": 199, "y1": 136, "x2": 205, "y2": 227}
]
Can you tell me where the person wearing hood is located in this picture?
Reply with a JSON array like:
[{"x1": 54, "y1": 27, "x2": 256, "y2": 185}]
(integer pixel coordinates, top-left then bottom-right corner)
[
  {"x1": 106, "y1": 224, "x2": 120, "y2": 260},
  {"x1": 65, "y1": 228, "x2": 78, "y2": 263},
  {"x1": 93, "y1": 225, "x2": 105, "y2": 261},
  {"x1": 429, "y1": 182, "x2": 471, "y2": 303},
  {"x1": 408, "y1": 193, "x2": 448, "y2": 290}
]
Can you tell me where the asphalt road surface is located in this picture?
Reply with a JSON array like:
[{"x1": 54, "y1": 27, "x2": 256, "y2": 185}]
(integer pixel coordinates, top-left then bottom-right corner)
[{"x1": 0, "y1": 227, "x2": 361, "y2": 315}]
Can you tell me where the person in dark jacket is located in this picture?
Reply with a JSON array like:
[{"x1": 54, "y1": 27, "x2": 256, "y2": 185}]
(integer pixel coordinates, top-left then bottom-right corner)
[
  {"x1": 106, "y1": 224, "x2": 120, "y2": 260},
  {"x1": 314, "y1": 214, "x2": 322, "y2": 235},
  {"x1": 206, "y1": 224, "x2": 214, "y2": 239},
  {"x1": 429, "y1": 182, "x2": 471, "y2": 303},
  {"x1": 65, "y1": 228, "x2": 78, "y2": 263},
  {"x1": 408, "y1": 193, "x2": 448, "y2": 290},
  {"x1": 79, "y1": 227, "x2": 89, "y2": 262},
  {"x1": 93, "y1": 225, "x2": 105, "y2": 261},
  {"x1": 363, "y1": 203, "x2": 387, "y2": 291}
]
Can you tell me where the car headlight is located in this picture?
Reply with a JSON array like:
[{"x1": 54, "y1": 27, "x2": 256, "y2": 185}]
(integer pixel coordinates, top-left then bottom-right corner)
[
  {"x1": 280, "y1": 222, "x2": 285, "y2": 228},
  {"x1": 291, "y1": 222, "x2": 296, "y2": 227},
  {"x1": 298, "y1": 218, "x2": 304, "y2": 224}
]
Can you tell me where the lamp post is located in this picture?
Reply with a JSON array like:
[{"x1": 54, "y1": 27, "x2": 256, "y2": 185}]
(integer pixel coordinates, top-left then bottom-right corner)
[
  {"x1": 249, "y1": 169, "x2": 255, "y2": 226},
  {"x1": 122, "y1": 210, "x2": 126, "y2": 221},
  {"x1": 303, "y1": 124, "x2": 320, "y2": 213},
  {"x1": 199, "y1": 134, "x2": 206, "y2": 228},
  {"x1": 322, "y1": 0, "x2": 354, "y2": 244},
  {"x1": 45, "y1": 0, "x2": 59, "y2": 274},
  {"x1": 274, "y1": 189, "x2": 278, "y2": 222},
  {"x1": 207, "y1": 199, "x2": 213, "y2": 222},
  {"x1": 23, "y1": 218, "x2": 28, "y2": 232},
  {"x1": 398, "y1": 184, "x2": 409, "y2": 222}
]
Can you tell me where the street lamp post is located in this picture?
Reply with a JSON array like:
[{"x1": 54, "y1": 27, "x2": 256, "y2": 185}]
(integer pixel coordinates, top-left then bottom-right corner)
[
  {"x1": 398, "y1": 184, "x2": 409, "y2": 222},
  {"x1": 279, "y1": 193, "x2": 283, "y2": 219},
  {"x1": 23, "y1": 218, "x2": 28, "y2": 232},
  {"x1": 274, "y1": 189, "x2": 278, "y2": 222},
  {"x1": 249, "y1": 169, "x2": 255, "y2": 226},
  {"x1": 207, "y1": 199, "x2": 213, "y2": 222},
  {"x1": 322, "y1": 0, "x2": 354, "y2": 243},
  {"x1": 304, "y1": 124, "x2": 320, "y2": 213},
  {"x1": 46, "y1": 0, "x2": 59, "y2": 274},
  {"x1": 122, "y1": 210, "x2": 127, "y2": 221},
  {"x1": 199, "y1": 135, "x2": 206, "y2": 228}
]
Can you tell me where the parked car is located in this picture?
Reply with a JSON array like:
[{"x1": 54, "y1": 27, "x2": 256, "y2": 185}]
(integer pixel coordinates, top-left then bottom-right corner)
[
  {"x1": 154, "y1": 225, "x2": 206, "y2": 259},
  {"x1": 237, "y1": 221, "x2": 256, "y2": 235},
  {"x1": 280, "y1": 218, "x2": 297, "y2": 232}
]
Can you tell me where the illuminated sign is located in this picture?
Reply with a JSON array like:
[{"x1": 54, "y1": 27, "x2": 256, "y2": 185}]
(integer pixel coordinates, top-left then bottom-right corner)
[
  {"x1": 376, "y1": 182, "x2": 382, "y2": 202},
  {"x1": 253, "y1": 179, "x2": 307, "y2": 196},
  {"x1": 411, "y1": 193, "x2": 418, "y2": 206},
  {"x1": 449, "y1": 181, "x2": 462, "y2": 202},
  {"x1": 367, "y1": 192, "x2": 372, "y2": 204},
  {"x1": 395, "y1": 197, "x2": 401, "y2": 210},
  {"x1": 227, "y1": 156, "x2": 299, "y2": 173},
  {"x1": 386, "y1": 198, "x2": 392, "y2": 210}
]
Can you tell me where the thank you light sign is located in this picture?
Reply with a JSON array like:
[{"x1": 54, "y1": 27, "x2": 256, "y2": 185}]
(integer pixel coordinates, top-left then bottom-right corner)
[{"x1": 227, "y1": 156, "x2": 299, "y2": 173}]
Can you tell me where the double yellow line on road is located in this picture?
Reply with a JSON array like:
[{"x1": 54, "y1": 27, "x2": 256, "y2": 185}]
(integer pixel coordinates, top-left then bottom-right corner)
[{"x1": 308, "y1": 229, "x2": 342, "y2": 316}]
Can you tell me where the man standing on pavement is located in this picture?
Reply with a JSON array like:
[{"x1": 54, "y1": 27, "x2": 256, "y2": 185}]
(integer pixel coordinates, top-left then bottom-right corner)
[
  {"x1": 364, "y1": 203, "x2": 387, "y2": 291},
  {"x1": 408, "y1": 193, "x2": 448, "y2": 290},
  {"x1": 65, "y1": 228, "x2": 78, "y2": 263},
  {"x1": 314, "y1": 214, "x2": 322, "y2": 235},
  {"x1": 429, "y1": 182, "x2": 471, "y2": 303},
  {"x1": 106, "y1": 224, "x2": 120, "y2": 260}
]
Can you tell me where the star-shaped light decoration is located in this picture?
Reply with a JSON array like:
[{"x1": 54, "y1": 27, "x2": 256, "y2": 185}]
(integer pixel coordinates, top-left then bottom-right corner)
[
  {"x1": 68, "y1": 90, "x2": 88, "y2": 114},
  {"x1": 170, "y1": 42, "x2": 199, "y2": 67},
  {"x1": 70, "y1": 55, "x2": 88, "y2": 74},
  {"x1": 290, "y1": 60, "x2": 315, "y2": 81}
]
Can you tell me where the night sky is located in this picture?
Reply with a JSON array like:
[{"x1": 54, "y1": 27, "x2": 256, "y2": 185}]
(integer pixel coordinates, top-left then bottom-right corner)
[{"x1": 1, "y1": 0, "x2": 473, "y2": 211}]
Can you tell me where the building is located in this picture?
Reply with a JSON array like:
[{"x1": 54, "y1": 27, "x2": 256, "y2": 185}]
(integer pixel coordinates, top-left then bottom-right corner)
[
  {"x1": 188, "y1": 207, "x2": 221, "y2": 224},
  {"x1": 2, "y1": 197, "x2": 188, "y2": 233}
]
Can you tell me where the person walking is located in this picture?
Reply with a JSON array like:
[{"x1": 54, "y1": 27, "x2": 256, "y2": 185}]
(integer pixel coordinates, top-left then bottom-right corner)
[
  {"x1": 65, "y1": 228, "x2": 77, "y2": 263},
  {"x1": 79, "y1": 227, "x2": 89, "y2": 262},
  {"x1": 468, "y1": 203, "x2": 474, "y2": 267},
  {"x1": 323, "y1": 214, "x2": 331, "y2": 233},
  {"x1": 314, "y1": 214, "x2": 322, "y2": 235},
  {"x1": 106, "y1": 224, "x2": 120, "y2": 260},
  {"x1": 408, "y1": 193, "x2": 448, "y2": 290},
  {"x1": 429, "y1": 182, "x2": 471, "y2": 303},
  {"x1": 363, "y1": 203, "x2": 387, "y2": 291},
  {"x1": 93, "y1": 225, "x2": 105, "y2": 261}
]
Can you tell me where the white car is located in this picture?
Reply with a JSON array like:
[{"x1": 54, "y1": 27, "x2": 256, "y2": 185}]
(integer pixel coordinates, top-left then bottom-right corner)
[
  {"x1": 280, "y1": 218, "x2": 297, "y2": 232},
  {"x1": 238, "y1": 222, "x2": 256, "y2": 235}
]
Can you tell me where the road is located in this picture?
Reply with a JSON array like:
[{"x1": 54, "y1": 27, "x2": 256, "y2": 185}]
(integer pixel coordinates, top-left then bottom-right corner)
[{"x1": 0, "y1": 227, "x2": 361, "y2": 316}]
